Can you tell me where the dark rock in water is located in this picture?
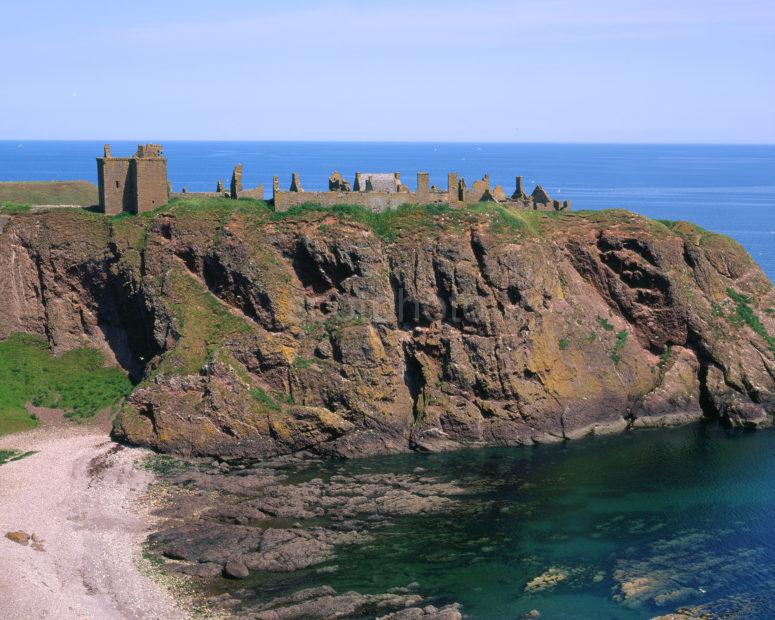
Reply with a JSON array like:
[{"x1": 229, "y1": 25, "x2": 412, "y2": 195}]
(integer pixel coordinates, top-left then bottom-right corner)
[
  {"x1": 237, "y1": 585, "x2": 425, "y2": 620},
  {"x1": 149, "y1": 523, "x2": 263, "y2": 563},
  {"x1": 612, "y1": 528, "x2": 769, "y2": 609},
  {"x1": 168, "y1": 561, "x2": 222, "y2": 578},
  {"x1": 141, "y1": 422, "x2": 775, "y2": 619},
  {"x1": 142, "y1": 456, "x2": 470, "y2": 617},
  {"x1": 224, "y1": 555, "x2": 250, "y2": 579},
  {"x1": 653, "y1": 591, "x2": 775, "y2": 619},
  {"x1": 243, "y1": 528, "x2": 353, "y2": 572},
  {"x1": 378, "y1": 603, "x2": 463, "y2": 619}
]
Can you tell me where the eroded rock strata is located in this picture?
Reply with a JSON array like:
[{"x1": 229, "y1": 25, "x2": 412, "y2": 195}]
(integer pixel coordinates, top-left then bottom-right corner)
[{"x1": 0, "y1": 204, "x2": 773, "y2": 457}]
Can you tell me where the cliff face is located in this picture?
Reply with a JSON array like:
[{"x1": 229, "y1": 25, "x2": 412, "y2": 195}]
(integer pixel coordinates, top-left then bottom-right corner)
[{"x1": 1, "y1": 202, "x2": 773, "y2": 457}]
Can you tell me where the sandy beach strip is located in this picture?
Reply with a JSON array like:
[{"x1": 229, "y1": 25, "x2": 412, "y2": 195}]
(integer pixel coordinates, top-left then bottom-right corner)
[{"x1": 0, "y1": 423, "x2": 186, "y2": 619}]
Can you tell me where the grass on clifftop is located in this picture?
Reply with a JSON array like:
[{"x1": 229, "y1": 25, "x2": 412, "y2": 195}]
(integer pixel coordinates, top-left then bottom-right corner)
[
  {"x1": 148, "y1": 196, "x2": 271, "y2": 221},
  {"x1": 0, "y1": 180, "x2": 98, "y2": 207},
  {"x1": 0, "y1": 334, "x2": 133, "y2": 436},
  {"x1": 0, "y1": 203, "x2": 33, "y2": 214},
  {"x1": 109, "y1": 196, "x2": 746, "y2": 250},
  {"x1": 143, "y1": 196, "x2": 554, "y2": 240},
  {"x1": 272, "y1": 201, "x2": 548, "y2": 240}
]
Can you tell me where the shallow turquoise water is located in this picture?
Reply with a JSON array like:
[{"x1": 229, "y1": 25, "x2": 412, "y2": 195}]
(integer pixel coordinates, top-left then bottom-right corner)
[{"x1": 246, "y1": 425, "x2": 775, "y2": 618}]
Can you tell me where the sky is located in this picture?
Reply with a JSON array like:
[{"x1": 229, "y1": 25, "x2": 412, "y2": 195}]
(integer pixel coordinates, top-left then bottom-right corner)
[{"x1": 1, "y1": 0, "x2": 773, "y2": 143}]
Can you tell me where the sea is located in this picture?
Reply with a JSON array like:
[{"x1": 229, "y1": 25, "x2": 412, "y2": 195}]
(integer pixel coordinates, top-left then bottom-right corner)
[
  {"x1": 277, "y1": 425, "x2": 775, "y2": 619},
  {"x1": 3, "y1": 141, "x2": 775, "y2": 617}
]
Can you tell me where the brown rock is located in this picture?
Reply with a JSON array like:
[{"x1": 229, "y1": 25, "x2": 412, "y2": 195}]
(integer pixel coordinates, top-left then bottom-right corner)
[
  {"x1": 5, "y1": 531, "x2": 31, "y2": 546},
  {"x1": 223, "y1": 555, "x2": 250, "y2": 579}
]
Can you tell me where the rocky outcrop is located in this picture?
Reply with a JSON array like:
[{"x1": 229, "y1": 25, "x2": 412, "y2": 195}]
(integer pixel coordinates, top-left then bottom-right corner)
[
  {"x1": 143, "y1": 455, "x2": 467, "y2": 617},
  {"x1": 0, "y1": 205, "x2": 773, "y2": 458}
]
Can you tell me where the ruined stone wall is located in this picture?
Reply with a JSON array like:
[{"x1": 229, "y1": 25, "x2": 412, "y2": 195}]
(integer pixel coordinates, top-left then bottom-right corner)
[
  {"x1": 239, "y1": 186, "x2": 265, "y2": 200},
  {"x1": 97, "y1": 158, "x2": 133, "y2": 215},
  {"x1": 169, "y1": 186, "x2": 261, "y2": 203},
  {"x1": 230, "y1": 164, "x2": 243, "y2": 199},
  {"x1": 274, "y1": 189, "x2": 450, "y2": 213},
  {"x1": 169, "y1": 191, "x2": 224, "y2": 200},
  {"x1": 462, "y1": 177, "x2": 496, "y2": 203},
  {"x1": 274, "y1": 189, "x2": 568, "y2": 213},
  {"x1": 132, "y1": 158, "x2": 169, "y2": 213}
]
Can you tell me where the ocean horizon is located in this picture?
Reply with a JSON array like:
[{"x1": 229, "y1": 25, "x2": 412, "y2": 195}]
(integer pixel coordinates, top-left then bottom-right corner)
[{"x1": 2, "y1": 140, "x2": 773, "y2": 280}]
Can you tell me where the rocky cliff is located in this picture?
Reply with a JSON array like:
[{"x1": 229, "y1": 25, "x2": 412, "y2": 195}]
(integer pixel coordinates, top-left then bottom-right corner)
[{"x1": 1, "y1": 200, "x2": 773, "y2": 457}]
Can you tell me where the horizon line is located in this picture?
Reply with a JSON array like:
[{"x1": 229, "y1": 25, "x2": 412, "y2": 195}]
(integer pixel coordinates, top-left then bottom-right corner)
[{"x1": 2, "y1": 139, "x2": 775, "y2": 147}]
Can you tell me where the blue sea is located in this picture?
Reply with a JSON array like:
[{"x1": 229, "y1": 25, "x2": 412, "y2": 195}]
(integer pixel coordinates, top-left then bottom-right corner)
[
  {"x1": 1, "y1": 141, "x2": 773, "y2": 279},
  {"x1": 3, "y1": 142, "x2": 775, "y2": 617},
  {"x1": 245, "y1": 425, "x2": 775, "y2": 619}
]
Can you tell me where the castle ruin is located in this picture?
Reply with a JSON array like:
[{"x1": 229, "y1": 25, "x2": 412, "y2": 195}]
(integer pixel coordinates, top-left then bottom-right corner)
[
  {"x1": 97, "y1": 144, "x2": 570, "y2": 214},
  {"x1": 97, "y1": 144, "x2": 169, "y2": 214},
  {"x1": 272, "y1": 171, "x2": 570, "y2": 212}
]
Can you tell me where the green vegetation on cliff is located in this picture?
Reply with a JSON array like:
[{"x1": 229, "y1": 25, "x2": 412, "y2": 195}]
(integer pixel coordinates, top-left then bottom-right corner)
[
  {"x1": 0, "y1": 449, "x2": 35, "y2": 465},
  {"x1": 154, "y1": 271, "x2": 253, "y2": 377},
  {"x1": 273, "y1": 201, "x2": 546, "y2": 240},
  {"x1": 121, "y1": 196, "x2": 556, "y2": 242},
  {"x1": 0, "y1": 180, "x2": 98, "y2": 206},
  {"x1": 727, "y1": 288, "x2": 775, "y2": 353},
  {"x1": 0, "y1": 334, "x2": 133, "y2": 436},
  {"x1": 0, "y1": 203, "x2": 32, "y2": 214}
]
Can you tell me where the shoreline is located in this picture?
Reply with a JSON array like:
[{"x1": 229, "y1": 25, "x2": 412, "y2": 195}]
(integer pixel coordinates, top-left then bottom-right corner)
[{"x1": 0, "y1": 423, "x2": 187, "y2": 620}]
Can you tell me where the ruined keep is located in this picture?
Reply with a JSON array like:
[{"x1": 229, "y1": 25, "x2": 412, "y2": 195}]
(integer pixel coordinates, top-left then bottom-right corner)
[
  {"x1": 272, "y1": 171, "x2": 571, "y2": 212},
  {"x1": 96, "y1": 145, "x2": 569, "y2": 215},
  {"x1": 97, "y1": 144, "x2": 169, "y2": 214}
]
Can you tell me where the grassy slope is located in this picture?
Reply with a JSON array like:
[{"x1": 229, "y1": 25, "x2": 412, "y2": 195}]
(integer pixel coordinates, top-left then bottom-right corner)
[
  {"x1": 0, "y1": 180, "x2": 98, "y2": 206},
  {"x1": 154, "y1": 270, "x2": 253, "y2": 377},
  {"x1": 0, "y1": 334, "x2": 133, "y2": 437}
]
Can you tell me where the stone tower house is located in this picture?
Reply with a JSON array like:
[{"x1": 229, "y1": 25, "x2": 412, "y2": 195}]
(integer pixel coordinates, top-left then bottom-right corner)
[{"x1": 97, "y1": 144, "x2": 169, "y2": 214}]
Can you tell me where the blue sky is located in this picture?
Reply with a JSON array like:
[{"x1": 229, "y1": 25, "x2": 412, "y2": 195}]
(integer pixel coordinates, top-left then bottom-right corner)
[{"x1": 1, "y1": 0, "x2": 773, "y2": 142}]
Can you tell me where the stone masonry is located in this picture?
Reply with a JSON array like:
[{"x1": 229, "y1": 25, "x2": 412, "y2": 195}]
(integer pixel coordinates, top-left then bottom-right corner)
[
  {"x1": 97, "y1": 144, "x2": 169, "y2": 214},
  {"x1": 96, "y1": 145, "x2": 569, "y2": 214},
  {"x1": 273, "y1": 171, "x2": 571, "y2": 212}
]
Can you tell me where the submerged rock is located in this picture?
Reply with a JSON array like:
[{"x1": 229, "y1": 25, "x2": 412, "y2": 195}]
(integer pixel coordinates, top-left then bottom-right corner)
[
  {"x1": 144, "y1": 457, "x2": 469, "y2": 617},
  {"x1": 612, "y1": 529, "x2": 767, "y2": 609},
  {"x1": 242, "y1": 586, "x2": 425, "y2": 620}
]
